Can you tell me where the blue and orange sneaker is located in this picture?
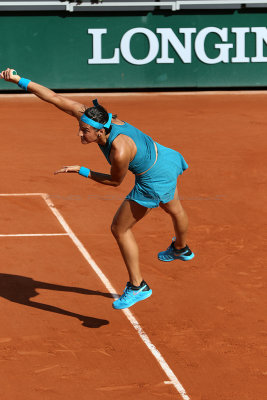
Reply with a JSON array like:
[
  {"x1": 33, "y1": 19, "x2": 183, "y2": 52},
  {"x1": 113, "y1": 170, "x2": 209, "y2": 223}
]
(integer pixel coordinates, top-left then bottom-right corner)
[
  {"x1": 112, "y1": 280, "x2": 152, "y2": 310},
  {"x1": 158, "y1": 237, "x2": 194, "y2": 262}
]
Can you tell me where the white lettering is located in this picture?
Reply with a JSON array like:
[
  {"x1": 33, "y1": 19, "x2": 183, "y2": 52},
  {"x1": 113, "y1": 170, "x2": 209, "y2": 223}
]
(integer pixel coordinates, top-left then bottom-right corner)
[
  {"x1": 156, "y1": 28, "x2": 197, "y2": 64},
  {"x1": 120, "y1": 28, "x2": 159, "y2": 65},
  {"x1": 231, "y1": 28, "x2": 250, "y2": 63},
  {"x1": 87, "y1": 26, "x2": 267, "y2": 66},
  {"x1": 88, "y1": 28, "x2": 119, "y2": 64},
  {"x1": 251, "y1": 27, "x2": 267, "y2": 62},
  {"x1": 195, "y1": 27, "x2": 233, "y2": 64}
]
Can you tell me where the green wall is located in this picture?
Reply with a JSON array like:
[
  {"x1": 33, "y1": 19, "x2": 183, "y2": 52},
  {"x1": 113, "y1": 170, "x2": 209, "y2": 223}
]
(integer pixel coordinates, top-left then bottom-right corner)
[{"x1": 0, "y1": 11, "x2": 267, "y2": 90}]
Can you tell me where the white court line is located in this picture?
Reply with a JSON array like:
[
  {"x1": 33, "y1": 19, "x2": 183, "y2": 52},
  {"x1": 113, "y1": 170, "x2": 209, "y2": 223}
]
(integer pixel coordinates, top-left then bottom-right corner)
[
  {"x1": 0, "y1": 193, "x2": 44, "y2": 196},
  {"x1": 41, "y1": 193, "x2": 190, "y2": 399},
  {"x1": 0, "y1": 192, "x2": 190, "y2": 400},
  {"x1": 0, "y1": 233, "x2": 68, "y2": 237}
]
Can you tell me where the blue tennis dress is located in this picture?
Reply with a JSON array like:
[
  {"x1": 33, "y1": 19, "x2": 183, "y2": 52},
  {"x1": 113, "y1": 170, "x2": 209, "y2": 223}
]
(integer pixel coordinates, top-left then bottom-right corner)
[{"x1": 98, "y1": 122, "x2": 188, "y2": 208}]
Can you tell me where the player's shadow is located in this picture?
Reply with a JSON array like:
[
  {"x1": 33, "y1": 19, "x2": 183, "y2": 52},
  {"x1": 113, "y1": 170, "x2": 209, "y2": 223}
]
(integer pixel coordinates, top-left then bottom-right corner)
[{"x1": 0, "y1": 273, "x2": 114, "y2": 328}]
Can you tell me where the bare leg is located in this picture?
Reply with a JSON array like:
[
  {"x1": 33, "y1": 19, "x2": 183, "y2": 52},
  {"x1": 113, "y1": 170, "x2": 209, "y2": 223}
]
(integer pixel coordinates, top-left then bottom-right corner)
[
  {"x1": 160, "y1": 188, "x2": 188, "y2": 249},
  {"x1": 111, "y1": 200, "x2": 151, "y2": 286}
]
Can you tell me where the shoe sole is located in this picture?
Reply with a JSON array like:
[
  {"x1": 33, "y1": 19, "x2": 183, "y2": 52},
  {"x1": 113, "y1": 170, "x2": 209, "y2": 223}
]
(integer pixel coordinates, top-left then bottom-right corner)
[
  {"x1": 112, "y1": 290, "x2": 152, "y2": 310},
  {"x1": 158, "y1": 252, "x2": 195, "y2": 262}
]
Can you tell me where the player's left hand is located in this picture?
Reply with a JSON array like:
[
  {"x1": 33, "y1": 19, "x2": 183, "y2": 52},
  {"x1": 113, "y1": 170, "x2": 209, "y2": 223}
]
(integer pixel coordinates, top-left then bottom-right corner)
[
  {"x1": 54, "y1": 165, "x2": 81, "y2": 175},
  {"x1": 0, "y1": 68, "x2": 21, "y2": 83}
]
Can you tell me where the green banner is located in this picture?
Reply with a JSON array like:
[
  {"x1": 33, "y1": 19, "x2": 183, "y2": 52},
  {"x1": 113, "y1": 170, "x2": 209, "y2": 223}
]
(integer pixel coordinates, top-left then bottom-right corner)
[{"x1": 0, "y1": 11, "x2": 267, "y2": 90}]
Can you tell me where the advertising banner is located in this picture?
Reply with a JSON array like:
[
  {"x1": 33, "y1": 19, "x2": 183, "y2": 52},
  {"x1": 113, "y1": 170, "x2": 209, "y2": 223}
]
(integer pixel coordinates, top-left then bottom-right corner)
[{"x1": 0, "y1": 11, "x2": 267, "y2": 89}]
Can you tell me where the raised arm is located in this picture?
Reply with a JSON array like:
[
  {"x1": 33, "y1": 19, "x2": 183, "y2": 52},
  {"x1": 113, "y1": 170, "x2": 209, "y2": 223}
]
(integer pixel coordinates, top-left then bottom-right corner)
[{"x1": 0, "y1": 68, "x2": 85, "y2": 120}]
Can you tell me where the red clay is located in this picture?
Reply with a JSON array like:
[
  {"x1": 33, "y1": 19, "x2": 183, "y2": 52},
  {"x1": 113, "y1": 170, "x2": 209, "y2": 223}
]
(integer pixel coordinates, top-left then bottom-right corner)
[{"x1": 0, "y1": 92, "x2": 266, "y2": 400}]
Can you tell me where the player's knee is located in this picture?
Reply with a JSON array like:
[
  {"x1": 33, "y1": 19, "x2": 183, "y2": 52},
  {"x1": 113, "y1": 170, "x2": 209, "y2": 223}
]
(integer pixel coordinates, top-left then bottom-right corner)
[
  {"x1": 111, "y1": 221, "x2": 128, "y2": 239},
  {"x1": 161, "y1": 206, "x2": 172, "y2": 215},
  {"x1": 111, "y1": 221, "x2": 120, "y2": 238}
]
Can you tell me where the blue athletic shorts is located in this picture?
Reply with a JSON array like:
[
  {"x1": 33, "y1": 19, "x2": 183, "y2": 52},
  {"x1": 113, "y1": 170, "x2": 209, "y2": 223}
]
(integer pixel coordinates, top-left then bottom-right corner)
[{"x1": 126, "y1": 143, "x2": 188, "y2": 208}]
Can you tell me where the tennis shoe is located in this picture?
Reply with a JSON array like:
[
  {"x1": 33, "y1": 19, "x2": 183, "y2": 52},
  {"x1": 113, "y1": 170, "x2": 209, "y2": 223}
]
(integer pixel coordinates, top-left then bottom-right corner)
[
  {"x1": 112, "y1": 281, "x2": 152, "y2": 310},
  {"x1": 158, "y1": 237, "x2": 194, "y2": 262}
]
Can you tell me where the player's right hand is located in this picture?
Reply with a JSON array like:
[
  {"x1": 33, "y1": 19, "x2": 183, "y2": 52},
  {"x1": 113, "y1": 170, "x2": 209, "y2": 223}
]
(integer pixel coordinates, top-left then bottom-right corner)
[
  {"x1": 54, "y1": 165, "x2": 81, "y2": 175},
  {"x1": 0, "y1": 68, "x2": 21, "y2": 83}
]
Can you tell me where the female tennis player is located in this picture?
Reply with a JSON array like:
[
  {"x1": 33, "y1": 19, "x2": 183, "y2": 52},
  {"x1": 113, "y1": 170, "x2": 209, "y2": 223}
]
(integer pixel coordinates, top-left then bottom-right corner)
[{"x1": 1, "y1": 68, "x2": 194, "y2": 310}]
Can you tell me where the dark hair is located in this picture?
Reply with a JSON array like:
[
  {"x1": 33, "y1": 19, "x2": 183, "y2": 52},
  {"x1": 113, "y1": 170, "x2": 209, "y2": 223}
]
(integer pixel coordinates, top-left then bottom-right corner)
[{"x1": 84, "y1": 103, "x2": 117, "y2": 134}]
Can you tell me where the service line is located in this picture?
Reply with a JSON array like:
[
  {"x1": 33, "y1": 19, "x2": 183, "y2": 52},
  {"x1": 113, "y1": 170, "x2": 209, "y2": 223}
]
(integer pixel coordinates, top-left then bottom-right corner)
[{"x1": 0, "y1": 233, "x2": 68, "y2": 237}]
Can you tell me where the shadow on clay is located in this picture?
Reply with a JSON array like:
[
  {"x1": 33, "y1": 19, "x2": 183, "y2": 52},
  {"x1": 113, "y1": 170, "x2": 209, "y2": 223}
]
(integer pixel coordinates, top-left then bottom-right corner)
[{"x1": 0, "y1": 273, "x2": 114, "y2": 328}]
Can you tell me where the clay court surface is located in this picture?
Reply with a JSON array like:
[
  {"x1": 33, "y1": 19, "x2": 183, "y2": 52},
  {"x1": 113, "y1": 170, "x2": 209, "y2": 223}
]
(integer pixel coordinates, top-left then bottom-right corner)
[{"x1": 0, "y1": 92, "x2": 266, "y2": 400}]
